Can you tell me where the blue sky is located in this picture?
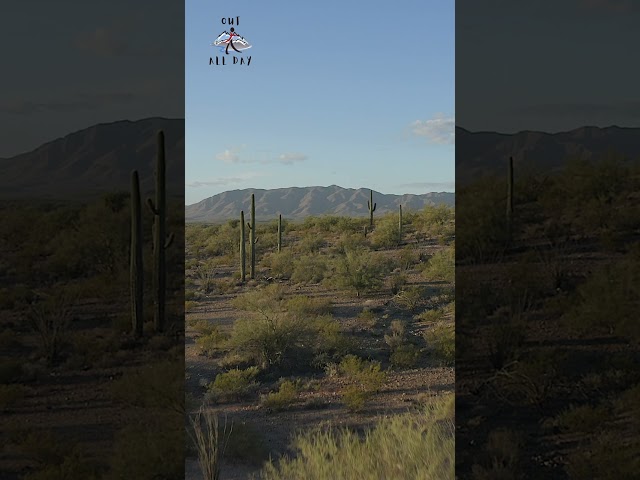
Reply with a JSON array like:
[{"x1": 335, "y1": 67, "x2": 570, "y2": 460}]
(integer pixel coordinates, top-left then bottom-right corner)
[{"x1": 186, "y1": 0, "x2": 454, "y2": 205}]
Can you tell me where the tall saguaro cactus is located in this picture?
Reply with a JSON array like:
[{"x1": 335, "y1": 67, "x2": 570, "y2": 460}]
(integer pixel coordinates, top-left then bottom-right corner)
[
  {"x1": 240, "y1": 210, "x2": 246, "y2": 282},
  {"x1": 368, "y1": 189, "x2": 377, "y2": 228},
  {"x1": 130, "y1": 170, "x2": 144, "y2": 338},
  {"x1": 399, "y1": 204, "x2": 403, "y2": 244},
  {"x1": 246, "y1": 193, "x2": 257, "y2": 279},
  {"x1": 506, "y1": 156, "x2": 514, "y2": 222},
  {"x1": 277, "y1": 214, "x2": 282, "y2": 252},
  {"x1": 147, "y1": 131, "x2": 174, "y2": 333}
]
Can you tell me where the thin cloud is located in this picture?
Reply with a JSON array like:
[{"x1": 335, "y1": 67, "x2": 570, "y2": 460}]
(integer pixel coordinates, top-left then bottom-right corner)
[
  {"x1": 215, "y1": 145, "x2": 249, "y2": 163},
  {"x1": 410, "y1": 114, "x2": 455, "y2": 144},
  {"x1": 277, "y1": 152, "x2": 308, "y2": 164},
  {"x1": 186, "y1": 172, "x2": 266, "y2": 188}
]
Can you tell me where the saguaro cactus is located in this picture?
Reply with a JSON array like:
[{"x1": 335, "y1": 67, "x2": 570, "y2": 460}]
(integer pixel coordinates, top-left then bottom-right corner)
[
  {"x1": 506, "y1": 156, "x2": 514, "y2": 222},
  {"x1": 368, "y1": 189, "x2": 377, "y2": 227},
  {"x1": 277, "y1": 214, "x2": 282, "y2": 252},
  {"x1": 130, "y1": 170, "x2": 144, "y2": 337},
  {"x1": 246, "y1": 193, "x2": 257, "y2": 279},
  {"x1": 147, "y1": 131, "x2": 174, "y2": 333},
  {"x1": 240, "y1": 210, "x2": 246, "y2": 282},
  {"x1": 399, "y1": 204, "x2": 403, "y2": 243}
]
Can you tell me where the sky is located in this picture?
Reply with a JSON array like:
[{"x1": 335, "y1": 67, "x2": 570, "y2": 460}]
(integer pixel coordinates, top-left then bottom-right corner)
[
  {"x1": 457, "y1": 0, "x2": 640, "y2": 133},
  {"x1": 185, "y1": 0, "x2": 455, "y2": 205},
  {"x1": 0, "y1": 0, "x2": 184, "y2": 159}
]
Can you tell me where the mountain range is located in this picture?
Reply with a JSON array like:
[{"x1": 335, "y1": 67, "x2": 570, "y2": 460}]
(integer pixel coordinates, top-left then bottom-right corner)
[
  {"x1": 185, "y1": 187, "x2": 454, "y2": 223},
  {"x1": 456, "y1": 125, "x2": 640, "y2": 184},
  {"x1": 0, "y1": 117, "x2": 184, "y2": 199},
  {"x1": 1, "y1": 117, "x2": 637, "y2": 203}
]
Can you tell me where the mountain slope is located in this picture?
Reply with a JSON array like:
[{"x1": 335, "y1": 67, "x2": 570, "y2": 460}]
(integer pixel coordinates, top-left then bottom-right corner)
[
  {"x1": 0, "y1": 117, "x2": 184, "y2": 198},
  {"x1": 185, "y1": 186, "x2": 454, "y2": 222},
  {"x1": 457, "y1": 125, "x2": 640, "y2": 184}
]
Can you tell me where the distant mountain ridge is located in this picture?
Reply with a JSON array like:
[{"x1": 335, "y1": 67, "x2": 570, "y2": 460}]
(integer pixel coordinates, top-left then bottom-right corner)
[
  {"x1": 185, "y1": 186, "x2": 454, "y2": 223},
  {"x1": 457, "y1": 125, "x2": 640, "y2": 184},
  {"x1": 0, "y1": 117, "x2": 184, "y2": 198}
]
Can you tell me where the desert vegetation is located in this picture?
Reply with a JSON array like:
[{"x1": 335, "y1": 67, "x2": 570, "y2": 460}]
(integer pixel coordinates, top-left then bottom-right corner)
[
  {"x1": 456, "y1": 153, "x2": 640, "y2": 478},
  {"x1": 0, "y1": 132, "x2": 185, "y2": 479},
  {"x1": 185, "y1": 198, "x2": 455, "y2": 479}
]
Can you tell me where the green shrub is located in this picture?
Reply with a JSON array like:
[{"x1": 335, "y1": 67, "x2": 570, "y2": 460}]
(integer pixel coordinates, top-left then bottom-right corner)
[
  {"x1": 388, "y1": 273, "x2": 408, "y2": 295},
  {"x1": 261, "y1": 380, "x2": 300, "y2": 411},
  {"x1": 195, "y1": 328, "x2": 229, "y2": 357},
  {"x1": 260, "y1": 394, "x2": 454, "y2": 479},
  {"x1": 370, "y1": 214, "x2": 401, "y2": 249},
  {"x1": 424, "y1": 323, "x2": 454, "y2": 366},
  {"x1": 208, "y1": 367, "x2": 260, "y2": 402},
  {"x1": 332, "y1": 248, "x2": 385, "y2": 296},
  {"x1": 291, "y1": 254, "x2": 328, "y2": 284},
  {"x1": 286, "y1": 295, "x2": 332, "y2": 317},
  {"x1": 394, "y1": 285, "x2": 427, "y2": 312},
  {"x1": 390, "y1": 344, "x2": 420, "y2": 369},
  {"x1": 422, "y1": 246, "x2": 455, "y2": 283},
  {"x1": 263, "y1": 250, "x2": 295, "y2": 278}
]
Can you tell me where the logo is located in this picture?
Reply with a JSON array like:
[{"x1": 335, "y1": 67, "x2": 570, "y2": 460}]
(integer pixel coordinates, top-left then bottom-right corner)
[{"x1": 210, "y1": 17, "x2": 252, "y2": 66}]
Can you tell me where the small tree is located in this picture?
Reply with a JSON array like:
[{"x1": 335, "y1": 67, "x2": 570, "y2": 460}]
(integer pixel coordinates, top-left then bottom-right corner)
[{"x1": 333, "y1": 248, "x2": 384, "y2": 297}]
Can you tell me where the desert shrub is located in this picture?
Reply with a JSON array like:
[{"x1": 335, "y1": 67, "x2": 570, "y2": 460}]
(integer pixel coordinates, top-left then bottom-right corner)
[
  {"x1": 208, "y1": 367, "x2": 260, "y2": 402},
  {"x1": 333, "y1": 232, "x2": 369, "y2": 254},
  {"x1": 312, "y1": 316, "x2": 353, "y2": 363},
  {"x1": 194, "y1": 261, "x2": 216, "y2": 293},
  {"x1": 390, "y1": 344, "x2": 420, "y2": 369},
  {"x1": 422, "y1": 246, "x2": 455, "y2": 283},
  {"x1": 230, "y1": 284, "x2": 287, "y2": 313},
  {"x1": 27, "y1": 292, "x2": 75, "y2": 365},
  {"x1": 399, "y1": 246, "x2": 419, "y2": 270},
  {"x1": 564, "y1": 432, "x2": 640, "y2": 480},
  {"x1": 370, "y1": 214, "x2": 401, "y2": 249},
  {"x1": 471, "y1": 429, "x2": 523, "y2": 480},
  {"x1": 291, "y1": 254, "x2": 328, "y2": 284},
  {"x1": 299, "y1": 235, "x2": 326, "y2": 254},
  {"x1": 388, "y1": 272, "x2": 408, "y2": 295},
  {"x1": 260, "y1": 394, "x2": 454, "y2": 479},
  {"x1": 424, "y1": 323, "x2": 454, "y2": 366},
  {"x1": 109, "y1": 417, "x2": 184, "y2": 480},
  {"x1": 338, "y1": 355, "x2": 386, "y2": 392},
  {"x1": 224, "y1": 421, "x2": 270, "y2": 464},
  {"x1": 262, "y1": 250, "x2": 295, "y2": 278},
  {"x1": 384, "y1": 320, "x2": 407, "y2": 350},
  {"x1": 415, "y1": 308, "x2": 446, "y2": 324},
  {"x1": 331, "y1": 248, "x2": 385, "y2": 296},
  {"x1": 189, "y1": 319, "x2": 218, "y2": 336},
  {"x1": 456, "y1": 177, "x2": 509, "y2": 263},
  {"x1": 355, "y1": 309, "x2": 377, "y2": 329},
  {"x1": 228, "y1": 311, "x2": 311, "y2": 370},
  {"x1": 185, "y1": 300, "x2": 198, "y2": 312},
  {"x1": 195, "y1": 328, "x2": 229, "y2": 357},
  {"x1": 204, "y1": 223, "x2": 238, "y2": 257},
  {"x1": 342, "y1": 385, "x2": 370, "y2": 412},
  {"x1": 188, "y1": 405, "x2": 228, "y2": 480},
  {"x1": 286, "y1": 295, "x2": 332, "y2": 317},
  {"x1": 261, "y1": 380, "x2": 300, "y2": 411},
  {"x1": 394, "y1": 285, "x2": 427, "y2": 312},
  {"x1": 553, "y1": 403, "x2": 611, "y2": 434},
  {"x1": 562, "y1": 253, "x2": 640, "y2": 341}
]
